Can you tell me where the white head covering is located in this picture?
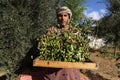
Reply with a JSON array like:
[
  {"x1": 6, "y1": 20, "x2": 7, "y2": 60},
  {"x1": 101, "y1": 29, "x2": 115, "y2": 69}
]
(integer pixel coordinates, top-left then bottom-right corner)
[{"x1": 56, "y1": 6, "x2": 72, "y2": 19}]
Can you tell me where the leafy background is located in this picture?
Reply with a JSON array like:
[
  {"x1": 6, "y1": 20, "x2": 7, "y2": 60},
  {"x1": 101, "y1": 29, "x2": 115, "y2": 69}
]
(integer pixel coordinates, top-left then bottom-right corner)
[{"x1": 0, "y1": 0, "x2": 86, "y2": 79}]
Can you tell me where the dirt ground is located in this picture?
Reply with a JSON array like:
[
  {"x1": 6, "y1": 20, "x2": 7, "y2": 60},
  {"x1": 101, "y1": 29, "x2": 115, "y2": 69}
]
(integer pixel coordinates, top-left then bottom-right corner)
[{"x1": 81, "y1": 51, "x2": 120, "y2": 80}]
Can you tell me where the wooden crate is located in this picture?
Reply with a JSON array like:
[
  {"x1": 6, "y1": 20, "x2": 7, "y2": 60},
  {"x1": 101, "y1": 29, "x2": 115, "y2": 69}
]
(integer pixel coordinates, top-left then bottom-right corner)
[{"x1": 33, "y1": 58, "x2": 98, "y2": 70}]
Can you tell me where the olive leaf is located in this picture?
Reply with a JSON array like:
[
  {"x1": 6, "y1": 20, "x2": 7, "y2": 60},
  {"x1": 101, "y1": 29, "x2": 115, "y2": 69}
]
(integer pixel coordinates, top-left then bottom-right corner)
[{"x1": 37, "y1": 27, "x2": 90, "y2": 62}]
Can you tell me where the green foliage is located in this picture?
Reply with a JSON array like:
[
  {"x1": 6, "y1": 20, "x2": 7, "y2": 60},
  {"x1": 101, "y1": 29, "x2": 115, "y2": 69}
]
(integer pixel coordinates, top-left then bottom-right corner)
[
  {"x1": 0, "y1": 0, "x2": 59, "y2": 79},
  {"x1": 0, "y1": 0, "x2": 32, "y2": 79},
  {"x1": 97, "y1": 0, "x2": 120, "y2": 56},
  {"x1": 106, "y1": 0, "x2": 120, "y2": 13},
  {"x1": 37, "y1": 26, "x2": 90, "y2": 62},
  {"x1": 98, "y1": 0, "x2": 120, "y2": 43}
]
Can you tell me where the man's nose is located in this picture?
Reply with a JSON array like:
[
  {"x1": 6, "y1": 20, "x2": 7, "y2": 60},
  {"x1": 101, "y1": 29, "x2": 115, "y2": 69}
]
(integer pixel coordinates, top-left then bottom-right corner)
[{"x1": 61, "y1": 16, "x2": 65, "y2": 20}]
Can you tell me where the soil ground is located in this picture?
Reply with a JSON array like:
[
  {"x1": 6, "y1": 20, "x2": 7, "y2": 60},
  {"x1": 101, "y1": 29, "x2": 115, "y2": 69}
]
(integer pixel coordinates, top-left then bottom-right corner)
[{"x1": 81, "y1": 50, "x2": 120, "y2": 80}]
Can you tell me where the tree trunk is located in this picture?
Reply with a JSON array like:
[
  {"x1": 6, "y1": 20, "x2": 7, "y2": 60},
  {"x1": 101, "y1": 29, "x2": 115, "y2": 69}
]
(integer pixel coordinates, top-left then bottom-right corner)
[{"x1": 114, "y1": 44, "x2": 117, "y2": 57}]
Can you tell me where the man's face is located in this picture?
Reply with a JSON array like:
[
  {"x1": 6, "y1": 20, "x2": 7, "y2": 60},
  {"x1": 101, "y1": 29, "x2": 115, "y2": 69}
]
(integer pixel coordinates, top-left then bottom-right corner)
[{"x1": 57, "y1": 13, "x2": 70, "y2": 26}]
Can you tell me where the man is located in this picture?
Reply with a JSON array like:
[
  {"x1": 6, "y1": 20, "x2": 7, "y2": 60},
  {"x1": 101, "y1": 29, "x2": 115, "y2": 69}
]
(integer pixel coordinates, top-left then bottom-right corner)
[
  {"x1": 45, "y1": 6, "x2": 82, "y2": 80},
  {"x1": 18, "y1": 6, "x2": 89, "y2": 80},
  {"x1": 56, "y1": 6, "x2": 72, "y2": 29}
]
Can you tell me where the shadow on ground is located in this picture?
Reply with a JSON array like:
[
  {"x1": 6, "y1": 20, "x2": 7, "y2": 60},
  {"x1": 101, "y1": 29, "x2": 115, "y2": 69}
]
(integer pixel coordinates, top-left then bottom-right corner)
[
  {"x1": 0, "y1": 75, "x2": 7, "y2": 80},
  {"x1": 81, "y1": 70, "x2": 110, "y2": 80}
]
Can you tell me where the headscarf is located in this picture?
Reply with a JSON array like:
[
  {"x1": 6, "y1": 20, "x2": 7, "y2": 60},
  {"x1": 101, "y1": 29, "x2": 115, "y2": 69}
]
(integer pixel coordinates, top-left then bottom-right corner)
[{"x1": 56, "y1": 6, "x2": 72, "y2": 19}]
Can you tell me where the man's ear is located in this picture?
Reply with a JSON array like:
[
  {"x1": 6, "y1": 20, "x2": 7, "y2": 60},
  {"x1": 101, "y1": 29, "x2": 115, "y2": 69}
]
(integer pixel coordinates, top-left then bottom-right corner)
[{"x1": 68, "y1": 14, "x2": 71, "y2": 20}]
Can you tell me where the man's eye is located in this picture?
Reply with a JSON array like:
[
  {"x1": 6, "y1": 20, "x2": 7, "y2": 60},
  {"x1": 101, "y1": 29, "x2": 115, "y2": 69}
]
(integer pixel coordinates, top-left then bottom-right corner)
[
  {"x1": 64, "y1": 15, "x2": 67, "y2": 16},
  {"x1": 57, "y1": 14, "x2": 61, "y2": 17}
]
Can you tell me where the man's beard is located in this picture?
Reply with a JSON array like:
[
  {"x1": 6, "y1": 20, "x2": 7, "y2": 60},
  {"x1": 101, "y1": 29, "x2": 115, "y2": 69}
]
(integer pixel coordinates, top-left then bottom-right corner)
[{"x1": 60, "y1": 22, "x2": 69, "y2": 27}]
